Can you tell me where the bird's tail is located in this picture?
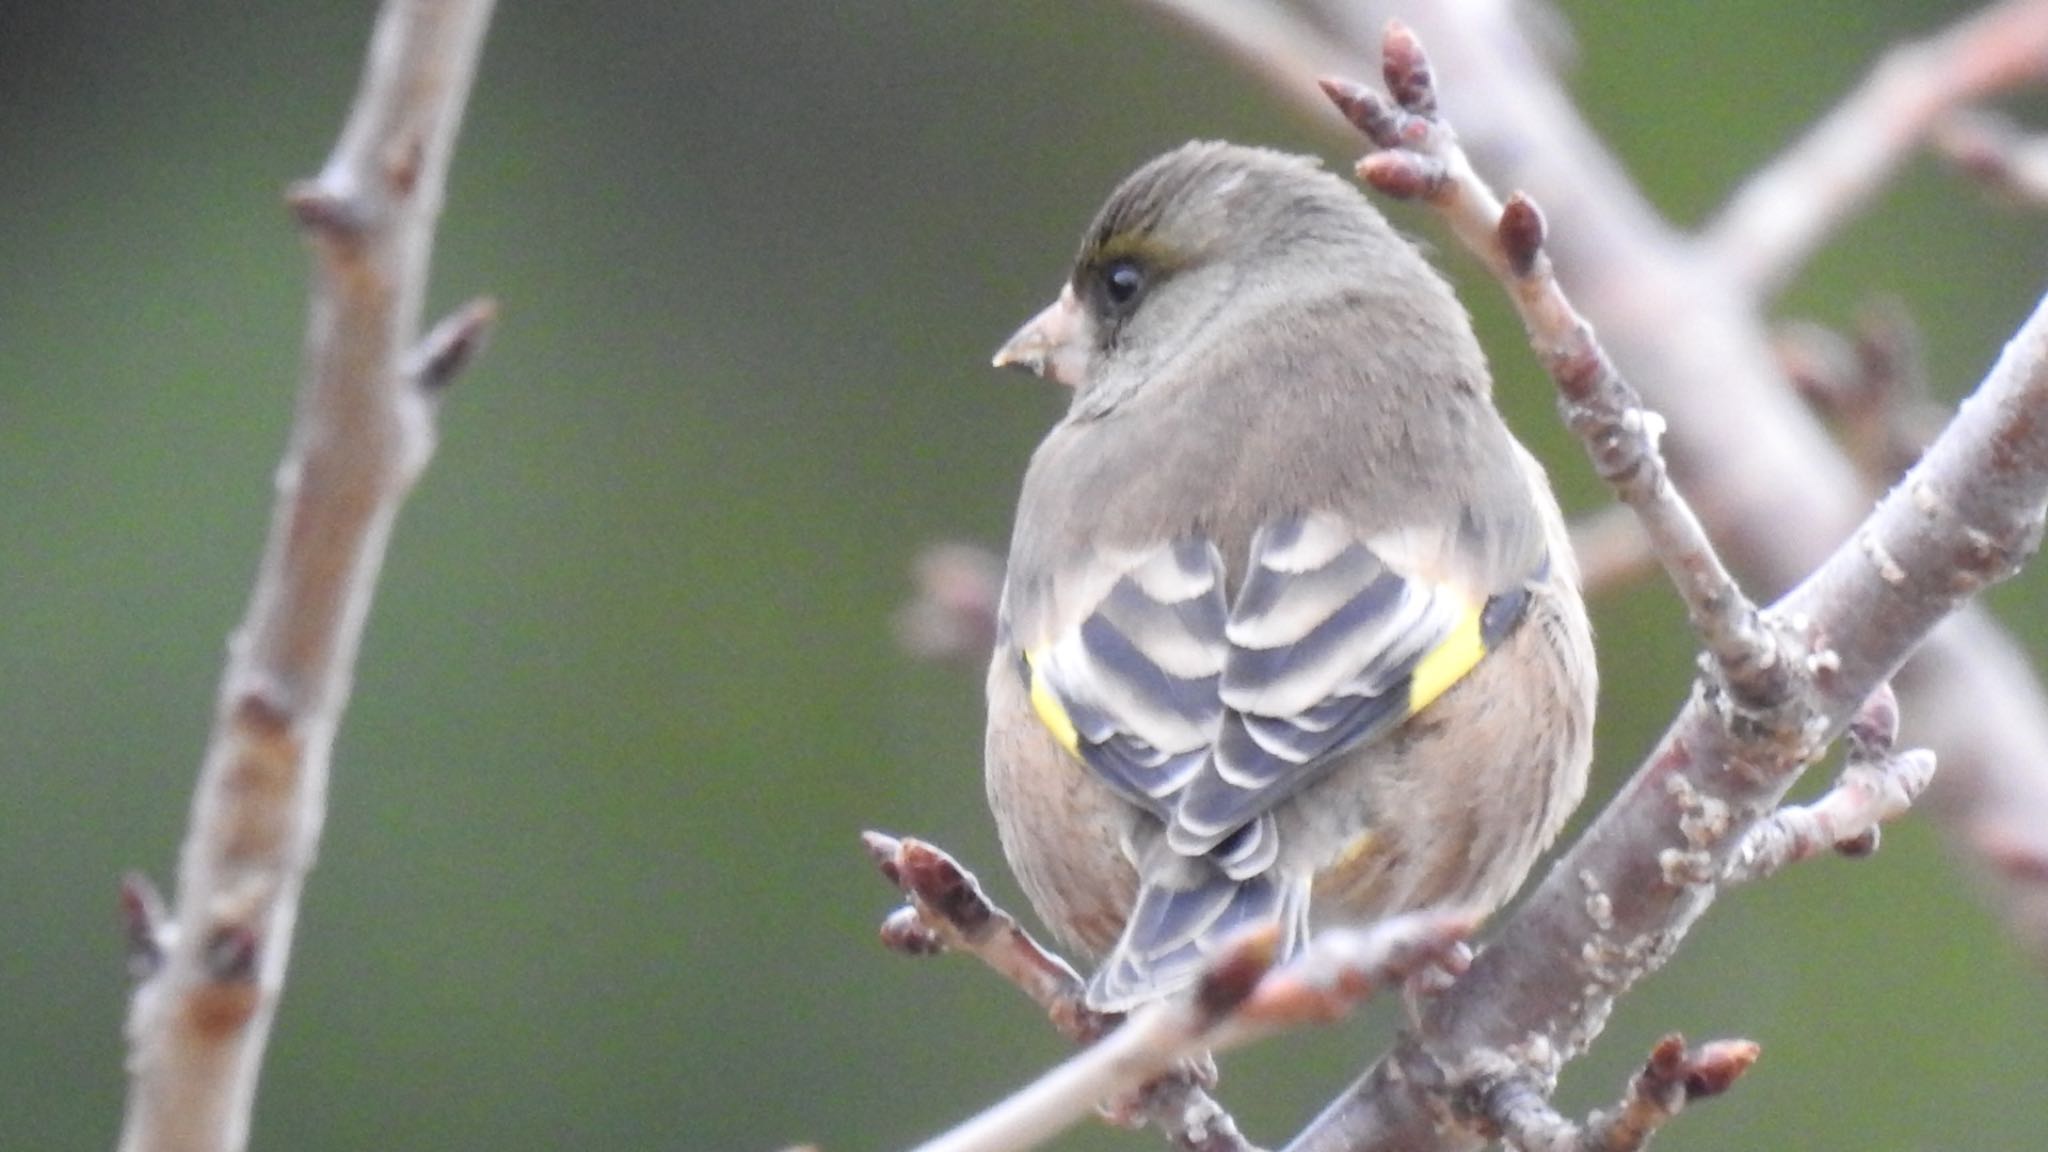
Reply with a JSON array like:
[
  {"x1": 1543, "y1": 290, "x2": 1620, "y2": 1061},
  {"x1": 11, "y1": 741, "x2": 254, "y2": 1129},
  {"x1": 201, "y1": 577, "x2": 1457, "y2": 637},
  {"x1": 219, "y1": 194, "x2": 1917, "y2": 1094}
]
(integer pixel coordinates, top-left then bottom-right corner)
[{"x1": 1084, "y1": 867, "x2": 1311, "y2": 1013}]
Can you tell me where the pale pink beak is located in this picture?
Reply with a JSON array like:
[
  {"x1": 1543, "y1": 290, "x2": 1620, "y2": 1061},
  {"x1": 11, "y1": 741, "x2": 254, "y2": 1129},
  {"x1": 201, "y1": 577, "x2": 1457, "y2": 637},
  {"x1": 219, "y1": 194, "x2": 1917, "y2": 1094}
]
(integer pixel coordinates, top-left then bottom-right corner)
[{"x1": 992, "y1": 283, "x2": 1089, "y2": 389}]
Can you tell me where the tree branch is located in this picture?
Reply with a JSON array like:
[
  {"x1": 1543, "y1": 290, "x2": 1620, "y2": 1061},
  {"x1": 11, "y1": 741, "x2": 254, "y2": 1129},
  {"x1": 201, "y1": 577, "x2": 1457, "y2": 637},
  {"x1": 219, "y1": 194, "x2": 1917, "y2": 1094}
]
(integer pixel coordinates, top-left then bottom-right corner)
[
  {"x1": 1289, "y1": 280, "x2": 2048, "y2": 1148},
  {"x1": 867, "y1": 833, "x2": 1496, "y2": 1152},
  {"x1": 881, "y1": 887, "x2": 1469, "y2": 1152},
  {"x1": 1484, "y1": 1034, "x2": 1759, "y2": 1152},
  {"x1": 1701, "y1": 0, "x2": 2048, "y2": 299},
  {"x1": 867, "y1": 832, "x2": 1259, "y2": 1152},
  {"x1": 866, "y1": 833, "x2": 1111, "y2": 1045},
  {"x1": 1935, "y1": 107, "x2": 2048, "y2": 207},
  {"x1": 1134, "y1": 0, "x2": 2048, "y2": 993},
  {"x1": 1724, "y1": 684, "x2": 1938, "y2": 884},
  {"x1": 116, "y1": 4, "x2": 495, "y2": 1151},
  {"x1": 1327, "y1": 44, "x2": 1787, "y2": 711},
  {"x1": 1289, "y1": 30, "x2": 2048, "y2": 1130}
]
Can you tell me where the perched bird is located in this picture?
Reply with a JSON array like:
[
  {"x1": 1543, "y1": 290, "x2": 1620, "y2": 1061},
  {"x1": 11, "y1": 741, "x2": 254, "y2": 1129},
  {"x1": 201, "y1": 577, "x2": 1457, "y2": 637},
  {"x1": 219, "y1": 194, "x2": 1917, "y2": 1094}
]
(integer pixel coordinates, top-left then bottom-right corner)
[{"x1": 984, "y1": 141, "x2": 1596, "y2": 1013}]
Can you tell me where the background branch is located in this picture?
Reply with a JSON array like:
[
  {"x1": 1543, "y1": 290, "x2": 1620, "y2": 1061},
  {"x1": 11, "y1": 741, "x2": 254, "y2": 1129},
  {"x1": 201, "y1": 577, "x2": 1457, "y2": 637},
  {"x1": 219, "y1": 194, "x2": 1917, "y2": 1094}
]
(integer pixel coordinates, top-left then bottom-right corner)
[
  {"x1": 1936, "y1": 108, "x2": 2048, "y2": 206},
  {"x1": 115, "y1": 4, "x2": 494, "y2": 1150},
  {"x1": 1138, "y1": 0, "x2": 2048, "y2": 987},
  {"x1": 1258, "y1": 30, "x2": 2039, "y2": 1147},
  {"x1": 1291, "y1": 275, "x2": 2048, "y2": 1152},
  {"x1": 1701, "y1": 0, "x2": 2048, "y2": 297}
]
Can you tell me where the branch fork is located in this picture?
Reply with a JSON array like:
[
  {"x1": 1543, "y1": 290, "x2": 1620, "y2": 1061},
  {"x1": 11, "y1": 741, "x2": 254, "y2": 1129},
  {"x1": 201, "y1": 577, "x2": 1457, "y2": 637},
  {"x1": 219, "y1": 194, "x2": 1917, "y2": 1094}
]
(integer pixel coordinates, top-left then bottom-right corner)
[
  {"x1": 1481, "y1": 1034, "x2": 1760, "y2": 1152},
  {"x1": 1327, "y1": 23, "x2": 1803, "y2": 731},
  {"x1": 864, "y1": 833, "x2": 1473, "y2": 1152},
  {"x1": 1267, "y1": 22, "x2": 2024, "y2": 1152}
]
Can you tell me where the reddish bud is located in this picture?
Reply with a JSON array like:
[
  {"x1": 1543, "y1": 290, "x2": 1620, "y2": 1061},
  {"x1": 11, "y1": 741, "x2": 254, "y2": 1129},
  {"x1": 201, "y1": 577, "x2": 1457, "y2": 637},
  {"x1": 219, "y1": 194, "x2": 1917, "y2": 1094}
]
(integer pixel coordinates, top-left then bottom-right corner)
[
  {"x1": 1499, "y1": 194, "x2": 1548, "y2": 278},
  {"x1": 1380, "y1": 21, "x2": 1439, "y2": 116}
]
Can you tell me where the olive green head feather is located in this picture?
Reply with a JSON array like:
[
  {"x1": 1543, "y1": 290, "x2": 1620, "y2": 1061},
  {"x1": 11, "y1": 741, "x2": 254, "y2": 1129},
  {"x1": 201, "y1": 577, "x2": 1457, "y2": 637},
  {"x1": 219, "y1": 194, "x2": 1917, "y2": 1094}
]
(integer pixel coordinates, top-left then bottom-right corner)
[{"x1": 996, "y1": 140, "x2": 1464, "y2": 409}]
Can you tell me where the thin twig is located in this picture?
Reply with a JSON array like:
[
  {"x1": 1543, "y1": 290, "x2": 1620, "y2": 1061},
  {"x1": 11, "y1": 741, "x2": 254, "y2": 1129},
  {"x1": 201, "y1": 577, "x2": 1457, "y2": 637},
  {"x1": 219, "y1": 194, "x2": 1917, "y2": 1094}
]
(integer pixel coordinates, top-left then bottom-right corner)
[
  {"x1": 115, "y1": 5, "x2": 495, "y2": 1151},
  {"x1": 866, "y1": 833, "x2": 1109, "y2": 1043},
  {"x1": 864, "y1": 833, "x2": 1252, "y2": 1152},
  {"x1": 1583, "y1": 1037, "x2": 1759, "y2": 1152},
  {"x1": 1484, "y1": 1035, "x2": 1760, "y2": 1152},
  {"x1": 1325, "y1": 33, "x2": 1790, "y2": 713},
  {"x1": 1725, "y1": 684, "x2": 1939, "y2": 884},
  {"x1": 900, "y1": 943, "x2": 1267, "y2": 1152},
  {"x1": 1935, "y1": 107, "x2": 2048, "y2": 207},
  {"x1": 897, "y1": 911, "x2": 1471, "y2": 1152},
  {"x1": 1701, "y1": 0, "x2": 2048, "y2": 298}
]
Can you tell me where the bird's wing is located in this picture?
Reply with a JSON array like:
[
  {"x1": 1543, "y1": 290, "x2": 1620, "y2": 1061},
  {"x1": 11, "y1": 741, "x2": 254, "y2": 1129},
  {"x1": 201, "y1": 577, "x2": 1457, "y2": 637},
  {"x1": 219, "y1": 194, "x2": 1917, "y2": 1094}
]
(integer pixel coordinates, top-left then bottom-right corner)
[
  {"x1": 1022, "y1": 510, "x2": 1538, "y2": 873},
  {"x1": 1168, "y1": 510, "x2": 1536, "y2": 867},
  {"x1": 1020, "y1": 537, "x2": 1230, "y2": 818}
]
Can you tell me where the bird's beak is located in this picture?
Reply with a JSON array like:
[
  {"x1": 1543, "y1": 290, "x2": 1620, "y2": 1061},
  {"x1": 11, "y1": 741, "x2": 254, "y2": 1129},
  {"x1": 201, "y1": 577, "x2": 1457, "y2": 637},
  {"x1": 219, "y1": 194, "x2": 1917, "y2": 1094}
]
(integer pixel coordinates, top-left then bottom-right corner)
[{"x1": 992, "y1": 284, "x2": 1088, "y2": 389}]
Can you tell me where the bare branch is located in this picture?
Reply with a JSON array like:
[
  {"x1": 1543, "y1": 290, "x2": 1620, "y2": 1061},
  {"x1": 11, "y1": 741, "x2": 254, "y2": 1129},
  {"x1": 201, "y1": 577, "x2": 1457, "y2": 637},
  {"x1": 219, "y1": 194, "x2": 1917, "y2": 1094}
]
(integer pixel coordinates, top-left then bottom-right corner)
[
  {"x1": 897, "y1": 911, "x2": 1469, "y2": 1152},
  {"x1": 866, "y1": 833, "x2": 1108, "y2": 1044},
  {"x1": 865, "y1": 832, "x2": 1251, "y2": 1152},
  {"x1": 1485, "y1": 1035, "x2": 1761, "y2": 1152},
  {"x1": 1327, "y1": 42, "x2": 1788, "y2": 711},
  {"x1": 1725, "y1": 750, "x2": 1938, "y2": 883},
  {"x1": 865, "y1": 833, "x2": 1486, "y2": 1152},
  {"x1": 1702, "y1": 0, "x2": 2048, "y2": 298},
  {"x1": 1289, "y1": 264, "x2": 2048, "y2": 1152},
  {"x1": 1725, "y1": 684, "x2": 1939, "y2": 883},
  {"x1": 1271, "y1": 24, "x2": 2048, "y2": 1152},
  {"x1": 1140, "y1": 0, "x2": 2048, "y2": 987},
  {"x1": 898, "y1": 944, "x2": 1262, "y2": 1152},
  {"x1": 1935, "y1": 107, "x2": 2048, "y2": 207},
  {"x1": 116, "y1": 4, "x2": 495, "y2": 1151}
]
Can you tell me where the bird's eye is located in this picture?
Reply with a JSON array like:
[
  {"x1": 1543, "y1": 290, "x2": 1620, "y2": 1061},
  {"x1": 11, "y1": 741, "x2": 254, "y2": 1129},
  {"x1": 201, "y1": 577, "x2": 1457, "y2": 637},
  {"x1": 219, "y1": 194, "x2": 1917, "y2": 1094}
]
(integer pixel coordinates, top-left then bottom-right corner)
[{"x1": 1101, "y1": 258, "x2": 1146, "y2": 309}]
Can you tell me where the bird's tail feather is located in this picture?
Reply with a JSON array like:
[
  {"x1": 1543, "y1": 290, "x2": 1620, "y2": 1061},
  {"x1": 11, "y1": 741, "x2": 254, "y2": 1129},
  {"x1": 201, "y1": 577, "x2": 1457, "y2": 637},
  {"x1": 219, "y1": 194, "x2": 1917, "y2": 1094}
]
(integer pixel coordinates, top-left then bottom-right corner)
[{"x1": 1084, "y1": 868, "x2": 1310, "y2": 1013}]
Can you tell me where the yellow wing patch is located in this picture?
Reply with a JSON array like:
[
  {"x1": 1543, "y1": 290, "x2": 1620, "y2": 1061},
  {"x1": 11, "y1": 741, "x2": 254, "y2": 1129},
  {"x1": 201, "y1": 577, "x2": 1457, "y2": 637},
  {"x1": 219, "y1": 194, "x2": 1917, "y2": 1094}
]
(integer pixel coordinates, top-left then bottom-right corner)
[
  {"x1": 1025, "y1": 648, "x2": 1081, "y2": 754},
  {"x1": 1407, "y1": 603, "x2": 1487, "y2": 716}
]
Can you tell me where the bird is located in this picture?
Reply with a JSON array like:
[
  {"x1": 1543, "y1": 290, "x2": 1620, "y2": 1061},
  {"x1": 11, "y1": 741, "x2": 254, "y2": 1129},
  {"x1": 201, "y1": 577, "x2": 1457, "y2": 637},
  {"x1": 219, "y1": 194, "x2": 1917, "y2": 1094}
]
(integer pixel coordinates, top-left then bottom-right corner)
[{"x1": 982, "y1": 140, "x2": 1596, "y2": 1013}]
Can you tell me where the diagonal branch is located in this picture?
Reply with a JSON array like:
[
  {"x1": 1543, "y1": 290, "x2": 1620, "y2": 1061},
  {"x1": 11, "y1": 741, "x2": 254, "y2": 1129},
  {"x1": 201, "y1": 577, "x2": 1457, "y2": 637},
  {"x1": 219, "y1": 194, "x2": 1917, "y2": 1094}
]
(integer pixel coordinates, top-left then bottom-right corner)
[
  {"x1": 115, "y1": 4, "x2": 496, "y2": 1151},
  {"x1": 1701, "y1": 0, "x2": 2048, "y2": 299},
  {"x1": 1292, "y1": 279, "x2": 2048, "y2": 1152},
  {"x1": 866, "y1": 832, "x2": 1256, "y2": 1152},
  {"x1": 889, "y1": 902, "x2": 1470, "y2": 1152},
  {"x1": 866, "y1": 833, "x2": 1479, "y2": 1152},
  {"x1": 1327, "y1": 47, "x2": 1785, "y2": 711},
  {"x1": 1276, "y1": 24, "x2": 2048, "y2": 1152},
  {"x1": 1935, "y1": 107, "x2": 2048, "y2": 207},
  {"x1": 866, "y1": 833, "x2": 1111, "y2": 1045},
  {"x1": 1134, "y1": 0, "x2": 2048, "y2": 1004}
]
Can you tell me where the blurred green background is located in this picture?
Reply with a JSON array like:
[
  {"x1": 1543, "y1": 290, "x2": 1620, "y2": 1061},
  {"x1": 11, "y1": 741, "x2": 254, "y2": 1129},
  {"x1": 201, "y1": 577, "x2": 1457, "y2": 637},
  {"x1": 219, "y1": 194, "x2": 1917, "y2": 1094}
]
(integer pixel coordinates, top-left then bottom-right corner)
[{"x1": 4, "y1": 1, "x2": 2047, "y2": 1149}]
